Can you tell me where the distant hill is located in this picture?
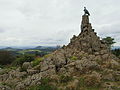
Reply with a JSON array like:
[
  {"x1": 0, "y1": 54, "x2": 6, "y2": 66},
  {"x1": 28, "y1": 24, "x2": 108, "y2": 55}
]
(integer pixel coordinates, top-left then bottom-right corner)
[
  {"x1": 33, "y1": 46, "x2": 58, "y2": 50},
  {"x1": 1, "y1": 47, "x2": 22, "y2": 51},
  {"x1": 0, "y1": 46, "x2": 60, "y2": 56},
  {"x1": 34, "y1": 46, "x2": 42, "y2": 49},
  {"x1": 112, "y1": 46, "x2": 120, "y2": 50}
]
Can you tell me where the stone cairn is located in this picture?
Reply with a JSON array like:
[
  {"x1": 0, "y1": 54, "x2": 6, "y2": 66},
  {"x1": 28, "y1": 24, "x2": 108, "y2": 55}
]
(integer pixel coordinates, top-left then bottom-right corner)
[{"x1": 68, "y1": 15, "x2": 109, "y2": 55}]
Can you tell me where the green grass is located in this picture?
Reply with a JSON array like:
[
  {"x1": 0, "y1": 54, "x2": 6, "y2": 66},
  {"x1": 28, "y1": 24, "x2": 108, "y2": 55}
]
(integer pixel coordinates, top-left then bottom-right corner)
[
  {"x1": 32, "y1": 57, "x2": 44, "y2": 66},
  {"x1": 76, "y1": 77, "x2": 102, "y2": 90},
  {"x1": 0, "y1": 66, "x2": 17, "y2": 75},
  {"x1": 44, "y1": 54, "x2": 52, "y2": 58},
  {"x1": 28, "y1": 85, "x2": 58, "y2": 90},
  {"x1": 70, "y1": 56, "x2": 78, "y2": 61},
  {"x1": 0, "y1": 82, "x2": 13, "y2": 88},
  {"x1": 18, "y1": 50, "x2": 41, "y2": 54},
  {"x1": 60, "y1": 75, "x2": 73, "y2": 83},
  {"x1": 28, "y1": 78, "x2": 58, "y2": 90}
]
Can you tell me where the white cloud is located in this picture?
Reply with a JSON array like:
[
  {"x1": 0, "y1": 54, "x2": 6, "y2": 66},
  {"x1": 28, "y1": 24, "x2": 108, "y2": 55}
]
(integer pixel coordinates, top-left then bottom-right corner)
[{"x1": 0, "y1": 0, "x2": 119, "y2": 46}]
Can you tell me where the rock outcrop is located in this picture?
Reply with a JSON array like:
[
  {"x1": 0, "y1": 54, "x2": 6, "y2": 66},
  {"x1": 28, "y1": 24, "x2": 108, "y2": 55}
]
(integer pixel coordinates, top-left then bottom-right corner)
[
  {"x1": 0, "y1": 15, "x2": 120, "y2": 90},
  {"x1": 68, "y1": 15, "x2": 109, "y2": 55}
]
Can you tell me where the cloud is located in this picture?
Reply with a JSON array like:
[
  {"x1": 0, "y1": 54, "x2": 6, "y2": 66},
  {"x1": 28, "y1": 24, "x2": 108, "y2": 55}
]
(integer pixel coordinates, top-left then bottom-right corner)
[
  {"x1": 0, "y1": 0, "x2": 119, "y2": 46},
  {"x1": 0, "y1": 28, "x2": 6, "y2": 33}
]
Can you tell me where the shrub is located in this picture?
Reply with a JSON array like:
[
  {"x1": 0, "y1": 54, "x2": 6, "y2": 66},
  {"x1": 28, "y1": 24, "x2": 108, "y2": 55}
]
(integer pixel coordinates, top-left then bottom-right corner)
[
  {"x1": 13, "y1": 54, "x2": 35, "y2": 66},
  {"x1": 70, "y1": 56, "x2": 78, "y2": 61},
  {"x1": 0, "y1": 66, "x2": 17, "y2": 75},
  {"x1": 32, "y1": 57, "x2": 43, "y2": 66},
  {"x1": 29, "y1": 78, "x2": 58, "y2": 90},
  {"x1": 0, "y1": 65, "x2": 3, "y2": 68},
  {"x1": 29, "y1": 85, "x2": 58, "y2": 90},
  {"x1": 1, "y1": 82, "x2": 13, "y2": 88},
  {"x1": 44, "y1": 54, "x2": 52, "y2": 58},
  {"x1": 96, "y1": 59, "x2": 103, "y2": 65},
  {"x1": 79, "y1": 77, "x2": 85, "y2": 87},
  {"x1": 0, "y1": 51, "x2": 15, "y2": 65},
  {"x1": 78, "y1": 77, "x2": 101, "y2": 90},
  {"x1": 60, "y1": 75, "x2": 73, "y2": 83},
  {"x1": 84, "y1": 75, "x2": 101, "y2": 87},
  {"x1": 40, "y1": 78, "x2": 51, "y2": 85}
]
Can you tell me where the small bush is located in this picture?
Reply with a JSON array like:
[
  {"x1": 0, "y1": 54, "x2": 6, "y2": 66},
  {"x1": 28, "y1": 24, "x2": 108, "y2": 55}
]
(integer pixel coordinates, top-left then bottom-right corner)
[
  {"x1": 84, "y1": 75, "x2": 101, "y2": 87},
  {"x1": 29, "y1": 85, "x2": 58, "y2": 90},
  {"x1": 60, "y1": 75, "x2": 73, "y2": 83},
  {"x1": 1, "y1": 82, "x2": 13, "y2": 88},
  {"x1": 79, "y1": 77, "x2": 85, "y2": 87},
  {"x1": 96, "y1": 59, "x2": 103, "y2": 65},
  {"x1": 70, "y1": 56, "x2": 78, "y2": 61},
  {"x1": 0, "y1": 65, "x2": 3, "y2": 68},
  {"x1": 13, "y1": 54, "x2": 35, "y2": 66},
  {"x1": 78, "y1": 77, "x2": 101, "y2": 90},
  {"x1": 40, "y1": 78, "x2": 51, "y2": 85},
  {"x1": 0, "y1": 51, "x2": 15, "y2": 65},
  {"x1": 32, "y1": 57, "x2": 43, "y2": 66},
  {"x1": 44, "y1": 54, "x2": 52, "y2": 58},
  {"x1": 29, "y1": 78, "x2": 58, "y2": 90},
  {"x1": 0, "y1": 66, "x2": 17, "y2": 75},
  {"x1": 113, "y1": 74, "x2": 120, "y2": 81}
]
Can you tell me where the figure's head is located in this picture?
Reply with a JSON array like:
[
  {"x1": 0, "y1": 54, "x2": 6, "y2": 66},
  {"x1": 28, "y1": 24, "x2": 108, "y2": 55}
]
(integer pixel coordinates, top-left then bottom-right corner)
[{"x1": 84, "y1": 7, "x2": 86, "y2": 9}]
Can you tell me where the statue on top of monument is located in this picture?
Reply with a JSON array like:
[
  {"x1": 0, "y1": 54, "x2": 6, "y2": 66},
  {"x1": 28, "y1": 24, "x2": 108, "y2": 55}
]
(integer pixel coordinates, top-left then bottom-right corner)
[{"x1": 84, "y1": 7, "x2": 90, "y2": 16}]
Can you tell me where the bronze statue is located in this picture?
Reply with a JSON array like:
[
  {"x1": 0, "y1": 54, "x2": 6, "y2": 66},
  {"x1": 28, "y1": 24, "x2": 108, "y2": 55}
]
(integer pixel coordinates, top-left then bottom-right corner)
[{"x1": 84, "y1": 7, "x2": 90, "y2": 16}]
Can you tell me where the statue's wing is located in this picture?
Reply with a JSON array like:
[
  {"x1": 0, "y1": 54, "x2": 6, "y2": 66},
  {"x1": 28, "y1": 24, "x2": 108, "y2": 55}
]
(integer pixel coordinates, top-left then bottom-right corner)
[{"x1": 86, "y1": 10, "x2": 90, "y2": 15}]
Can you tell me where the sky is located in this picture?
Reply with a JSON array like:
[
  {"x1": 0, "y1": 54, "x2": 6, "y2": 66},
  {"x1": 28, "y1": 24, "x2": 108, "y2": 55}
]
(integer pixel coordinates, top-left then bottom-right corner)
[{"x1": 0, "y1": 0, "x2": 120, "y2": 47}]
